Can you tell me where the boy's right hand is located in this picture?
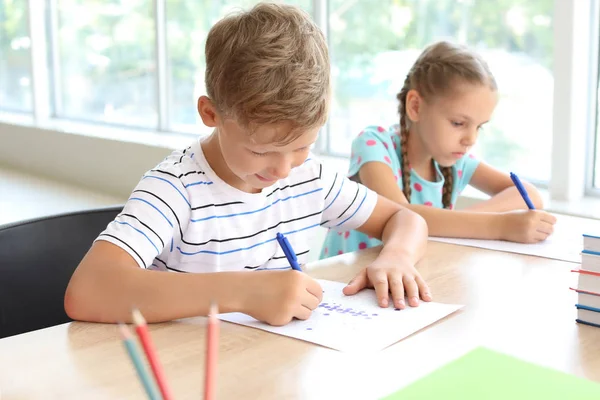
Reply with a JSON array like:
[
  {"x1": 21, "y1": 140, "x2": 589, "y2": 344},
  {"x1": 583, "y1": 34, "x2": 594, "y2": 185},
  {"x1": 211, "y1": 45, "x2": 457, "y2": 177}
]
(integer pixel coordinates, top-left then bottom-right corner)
[
  {"x1": 498, "y1": 210, "x2": 557, "y2": 243},
  {"x1": 241, "y1": 270, "x2": 323, "y2": 326}
]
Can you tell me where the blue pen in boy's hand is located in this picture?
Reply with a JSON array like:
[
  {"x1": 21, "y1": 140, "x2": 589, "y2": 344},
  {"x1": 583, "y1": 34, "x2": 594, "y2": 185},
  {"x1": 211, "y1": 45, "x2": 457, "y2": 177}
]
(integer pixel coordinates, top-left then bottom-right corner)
[
  {"x1": 510, "y1": 172, "x2": 535, "y2": 210},
  {"x1": 276, "y1": 232, "x2": 302, "y2": 272}
]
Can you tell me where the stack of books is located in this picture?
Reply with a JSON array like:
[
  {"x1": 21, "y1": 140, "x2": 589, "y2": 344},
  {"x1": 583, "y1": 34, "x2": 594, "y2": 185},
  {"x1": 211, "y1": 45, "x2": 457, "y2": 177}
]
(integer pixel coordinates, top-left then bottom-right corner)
[{"x1": 572, "y1": 234, "x2": 600, "y2": 328}]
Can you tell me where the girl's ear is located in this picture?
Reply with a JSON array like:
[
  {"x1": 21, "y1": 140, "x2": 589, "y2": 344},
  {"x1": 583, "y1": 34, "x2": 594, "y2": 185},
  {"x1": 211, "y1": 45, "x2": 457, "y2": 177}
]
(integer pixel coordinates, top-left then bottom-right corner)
[{"x1": 405, "y1": 89, "x2": 423, "y2": 122}]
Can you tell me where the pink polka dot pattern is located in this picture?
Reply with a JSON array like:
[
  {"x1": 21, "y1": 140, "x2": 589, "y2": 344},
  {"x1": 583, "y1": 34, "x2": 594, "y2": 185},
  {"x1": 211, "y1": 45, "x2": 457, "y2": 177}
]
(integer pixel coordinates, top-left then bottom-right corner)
[
  {"x1": 358, "y1": 242, "x2": 367, "y2": 250},
  {"x1": 366, "y1": 139, "x2": 377, "y2": 146},
  {"x1": 414, "y1": 183, "x2": 423, "y2": 192},
  {"x1": 384, "y1": 156, "x2": 391, "y2": 164},
  {"x1": 377, "y1": 126, "x2": 386, "y2": 132},
  {"x1": 424, "y1": 201, "x2": 433, "y2": 206}
]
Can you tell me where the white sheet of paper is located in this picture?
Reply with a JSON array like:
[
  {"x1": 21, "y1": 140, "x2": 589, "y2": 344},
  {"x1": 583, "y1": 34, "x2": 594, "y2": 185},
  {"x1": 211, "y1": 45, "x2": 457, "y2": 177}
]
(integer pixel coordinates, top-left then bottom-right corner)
[
  {"x1": 219, "y1": 279, "x2": 463, "y2": 353},
  {"x1": 429, "y1": 214, "x2": 599, "y2": 263}
]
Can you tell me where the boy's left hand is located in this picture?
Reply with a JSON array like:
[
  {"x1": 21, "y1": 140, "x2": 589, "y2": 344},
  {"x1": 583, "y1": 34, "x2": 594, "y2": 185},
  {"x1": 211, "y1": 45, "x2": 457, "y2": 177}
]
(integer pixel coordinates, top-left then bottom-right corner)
[{"x1": 342, "y1": 253, "x2": 432, "y2": 309}]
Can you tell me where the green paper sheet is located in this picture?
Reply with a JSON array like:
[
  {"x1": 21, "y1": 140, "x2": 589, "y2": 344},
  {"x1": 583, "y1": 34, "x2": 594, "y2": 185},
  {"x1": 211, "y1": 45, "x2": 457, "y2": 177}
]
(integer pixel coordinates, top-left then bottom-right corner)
[{"x1": 382, "y1": 347, "x2": 600, "y2": 400}]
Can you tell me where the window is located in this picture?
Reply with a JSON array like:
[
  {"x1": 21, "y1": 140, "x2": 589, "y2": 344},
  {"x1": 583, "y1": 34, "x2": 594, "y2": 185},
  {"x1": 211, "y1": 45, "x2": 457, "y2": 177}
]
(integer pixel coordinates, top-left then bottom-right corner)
[
  {"x1": 2, "y1": 1, "x2": 599, "y2": 201},
  {"x1": 594, "y1": 51, "x2": 600, "y2": 188},
  {"x1": 166, "y1": 0, "x2": 312, "y2": 134},
  {"x1": 54, "y1": 0, "x2": 157, "y2": 127},
  {"x1": 0, "y1": 0, "x2": 32, "y2": 112},
  {"x1": 327, "y1": 0, "x2": 554, "y2": 184}
]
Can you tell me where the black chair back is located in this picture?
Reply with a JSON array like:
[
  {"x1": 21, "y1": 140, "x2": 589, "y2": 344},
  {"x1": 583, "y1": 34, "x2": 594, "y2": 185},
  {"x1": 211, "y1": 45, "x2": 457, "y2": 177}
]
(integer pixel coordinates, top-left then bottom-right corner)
[{"x1": 0, "y1": 205, "x2": 122, "y2": 338}]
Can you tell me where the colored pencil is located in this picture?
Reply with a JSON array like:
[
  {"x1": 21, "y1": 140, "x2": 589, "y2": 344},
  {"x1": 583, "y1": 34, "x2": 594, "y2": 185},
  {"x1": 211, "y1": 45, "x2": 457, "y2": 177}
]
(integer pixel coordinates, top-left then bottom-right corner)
[
  {"x1": 132, "y1": 309, "x2": 173, "y2": 400},
  {"x1": 118, "y1": 323, "x2": 162, "y2": 400},
  {"x1": 204, "y1": 302, "x2": 220, "y2": 400}
]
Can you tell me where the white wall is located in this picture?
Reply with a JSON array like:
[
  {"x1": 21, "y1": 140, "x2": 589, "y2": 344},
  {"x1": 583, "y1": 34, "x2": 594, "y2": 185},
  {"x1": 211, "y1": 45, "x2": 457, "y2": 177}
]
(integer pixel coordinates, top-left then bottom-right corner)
[
  {"x1": 4, "y1": 118, "x2": 600, "y2": 222},
  {"x1": 0, "y1": 120, "x2": 351, "y2": 199},
  {"x1": 0, "y1": 121, "x2": 176, "y2": 198}
]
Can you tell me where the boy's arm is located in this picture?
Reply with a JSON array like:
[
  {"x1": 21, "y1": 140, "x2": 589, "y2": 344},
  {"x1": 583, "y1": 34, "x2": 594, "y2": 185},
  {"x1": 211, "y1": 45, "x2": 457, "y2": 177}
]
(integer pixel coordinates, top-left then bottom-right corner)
[
  {"x1": 65, "y1": 241, "x2": 323, "y2": 325},
  {"x1": 343, "y1": 194, "x2": 431, "y2": 309},
  {"x1": 356, "y1": 195, "x2": 427, "y2": 266},
  {"x1": 64, "y1": 241, "x2": 248, "y2": 323}
]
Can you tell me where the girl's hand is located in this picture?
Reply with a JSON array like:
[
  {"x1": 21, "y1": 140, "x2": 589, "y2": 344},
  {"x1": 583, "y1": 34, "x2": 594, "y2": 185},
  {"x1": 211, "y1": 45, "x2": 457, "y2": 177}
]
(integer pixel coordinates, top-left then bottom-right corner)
[
  {"x1": 343, "y1": 253, "x2": 432, "y2": 309},
  {"x1": 498, "y1": 210, "x2": 556, "y2": 243}
]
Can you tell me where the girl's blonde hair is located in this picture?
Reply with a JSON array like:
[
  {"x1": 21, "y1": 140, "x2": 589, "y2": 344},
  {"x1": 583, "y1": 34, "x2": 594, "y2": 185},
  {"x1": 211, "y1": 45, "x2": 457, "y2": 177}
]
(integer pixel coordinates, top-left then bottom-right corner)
[{"x1": 396, "y1": 41, "x2": 497, "y2": 208}]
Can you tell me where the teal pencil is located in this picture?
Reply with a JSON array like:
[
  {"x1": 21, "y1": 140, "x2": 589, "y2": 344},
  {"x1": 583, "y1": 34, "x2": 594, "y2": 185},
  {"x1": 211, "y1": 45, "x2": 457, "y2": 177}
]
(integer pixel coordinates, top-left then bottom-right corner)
[{"x1": 119, "y1": 323, "x2": 162, "y2": 400}]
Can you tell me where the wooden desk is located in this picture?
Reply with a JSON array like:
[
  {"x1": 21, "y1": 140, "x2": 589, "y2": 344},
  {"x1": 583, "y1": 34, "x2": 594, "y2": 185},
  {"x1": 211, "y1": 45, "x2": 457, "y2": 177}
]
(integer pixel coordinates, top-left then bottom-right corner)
[{"x1": 1, "y1": 242, "x2": 599, "y2": 399}]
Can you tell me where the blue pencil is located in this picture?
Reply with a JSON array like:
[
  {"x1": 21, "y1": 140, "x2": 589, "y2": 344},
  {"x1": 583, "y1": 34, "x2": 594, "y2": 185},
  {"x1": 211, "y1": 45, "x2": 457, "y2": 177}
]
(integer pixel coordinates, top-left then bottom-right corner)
[
  {"x1": 119, "y1": 323, "x2": 162, "y2": 400},
  {"x1": 510, "y1": 172, "x2": 535, "y2": 210}
]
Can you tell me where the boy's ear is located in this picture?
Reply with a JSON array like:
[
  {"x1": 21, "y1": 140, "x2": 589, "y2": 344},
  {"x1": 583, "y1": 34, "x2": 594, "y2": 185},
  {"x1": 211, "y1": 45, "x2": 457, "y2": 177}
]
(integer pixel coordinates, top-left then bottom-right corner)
[
  {"x1": 197, "y1": 96, "x2": 219, "y2": 127},
  {"x1": 405, "y1": 89, "x2": 422, "y2": 122}
]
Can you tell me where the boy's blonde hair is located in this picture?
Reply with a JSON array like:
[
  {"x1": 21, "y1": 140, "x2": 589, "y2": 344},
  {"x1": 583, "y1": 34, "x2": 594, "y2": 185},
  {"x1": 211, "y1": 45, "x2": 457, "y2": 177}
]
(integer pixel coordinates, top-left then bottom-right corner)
[
  {"x1": 396, "y1": 41, "x2": 497, "y2": 208},
  {"x1": 205, "y1": 2, "x2": 330, "y2": 142}
]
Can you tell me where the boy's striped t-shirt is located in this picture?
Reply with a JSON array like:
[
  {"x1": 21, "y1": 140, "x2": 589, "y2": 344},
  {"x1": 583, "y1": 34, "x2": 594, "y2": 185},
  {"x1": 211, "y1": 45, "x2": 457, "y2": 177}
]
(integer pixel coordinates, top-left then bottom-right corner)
[{"x1": 96, "y1": 138, "x2": 378, "y2": 272}]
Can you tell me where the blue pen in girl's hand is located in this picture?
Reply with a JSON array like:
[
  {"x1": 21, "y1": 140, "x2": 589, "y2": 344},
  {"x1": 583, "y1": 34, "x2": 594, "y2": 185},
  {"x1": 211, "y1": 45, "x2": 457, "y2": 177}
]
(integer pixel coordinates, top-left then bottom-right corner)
[{"x1": 510, "y1": 172, "x2": 535, "y2": 210}]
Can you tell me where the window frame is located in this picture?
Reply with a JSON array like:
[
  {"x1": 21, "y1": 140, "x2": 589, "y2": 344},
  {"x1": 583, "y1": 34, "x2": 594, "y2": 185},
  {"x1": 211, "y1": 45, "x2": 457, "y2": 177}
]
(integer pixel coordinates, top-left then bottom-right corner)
[
  {"x1": 549, "y1": 0, "x2": 599, "y2": 200},
  {"x1": 585, "y1": 0, "x2": 600, "y2": 195},
  {"x1": 0, "y1": 0, "x2": 597, "y2": 202}
]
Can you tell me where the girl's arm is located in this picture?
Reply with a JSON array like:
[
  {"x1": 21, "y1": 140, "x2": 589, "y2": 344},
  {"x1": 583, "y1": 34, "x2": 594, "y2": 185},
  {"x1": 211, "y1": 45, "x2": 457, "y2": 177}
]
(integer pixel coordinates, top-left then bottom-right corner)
[
  {"x1": 358, "y1": 162, "x2": 504, "y2": 239},
  {"x1": 463, "y1": 162, "x2": 544, "y2": 211}
]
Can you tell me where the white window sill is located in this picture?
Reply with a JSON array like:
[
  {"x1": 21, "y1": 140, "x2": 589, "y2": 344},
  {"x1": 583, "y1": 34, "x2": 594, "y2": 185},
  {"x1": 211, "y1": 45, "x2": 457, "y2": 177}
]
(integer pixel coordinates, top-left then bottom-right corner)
[
  {"x1": 2, "y1": 114, "x2": 600, "y2": 221},
  {"x1": 0, "y1": 114, "x2": 198, "y2": 197},
  {"x1": 0, "y1": 111, "x2": 196, "y2": 151}
]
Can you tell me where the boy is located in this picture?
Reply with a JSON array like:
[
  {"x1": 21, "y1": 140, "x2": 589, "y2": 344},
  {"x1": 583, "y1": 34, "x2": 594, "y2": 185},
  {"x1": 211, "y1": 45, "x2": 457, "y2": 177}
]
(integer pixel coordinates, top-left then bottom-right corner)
[{"x1": 64, "y1": 2, "x2": 430, "y2": 326}]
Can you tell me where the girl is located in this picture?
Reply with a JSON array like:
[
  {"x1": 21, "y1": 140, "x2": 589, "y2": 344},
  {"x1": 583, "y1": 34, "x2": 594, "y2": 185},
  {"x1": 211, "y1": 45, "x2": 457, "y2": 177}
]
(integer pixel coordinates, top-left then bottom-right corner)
[{"x1": 321, "y1": 41, "x2": 556, "y2": 259}]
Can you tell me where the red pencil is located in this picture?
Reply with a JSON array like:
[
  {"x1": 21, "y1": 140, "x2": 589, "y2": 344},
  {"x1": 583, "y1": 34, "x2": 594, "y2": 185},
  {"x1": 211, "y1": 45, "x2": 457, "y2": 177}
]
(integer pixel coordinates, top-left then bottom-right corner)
[
  {"x1": 204, "y1": 302, "x2": 219, "y2": 400},
  {"x1": 132, "y1": 309, "x2": 174, "y2": 400}
]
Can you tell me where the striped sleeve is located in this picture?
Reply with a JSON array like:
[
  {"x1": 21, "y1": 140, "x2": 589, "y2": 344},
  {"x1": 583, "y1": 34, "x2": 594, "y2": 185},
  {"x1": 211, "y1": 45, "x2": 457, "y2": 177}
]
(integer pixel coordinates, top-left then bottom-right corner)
[
  {"x1": 96, "y1": 168, "x2": 191, "y2": 268},
  {"x1": 319, "y1": 162, "x2": 377, "y2": 231}
]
